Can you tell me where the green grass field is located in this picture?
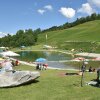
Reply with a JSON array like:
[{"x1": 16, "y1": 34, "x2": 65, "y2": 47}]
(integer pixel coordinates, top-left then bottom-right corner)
[
  {"x1": 0, "y1": 64, "x2": 100, "y2": 100},
  {"x1": 37, "y1": 20, "x2": 100, "y2": 52},
  {"x1": 38, "y1": 20, "x2": 100, "y2": 43}
]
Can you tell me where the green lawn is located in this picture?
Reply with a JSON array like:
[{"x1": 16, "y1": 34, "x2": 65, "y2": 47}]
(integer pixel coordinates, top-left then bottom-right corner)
[
  {"x1": 0, "y1": 64, "x2": 100, "y2": 100},
  {"x1": 36, "y1": 20, "x2": 100, "y2": 52},
  {"x1": 38, "y1": 20, "x2": 100, "y2": 43}
]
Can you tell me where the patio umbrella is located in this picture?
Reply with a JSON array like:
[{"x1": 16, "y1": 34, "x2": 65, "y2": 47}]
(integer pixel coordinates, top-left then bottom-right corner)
[
  {"x1": 84, "y1": 61, "x2": 88, "y2": 64},
  {"x1": 0, "y1": 51, "x2": 20, "y2": 57},
  {"x1": 35, "y1": 58, "x2": 47, "y2": 63},
  {"x1": 72, "y1": 57, "x2": 86, "y2": 73},
  {"x1": 0, "y1": 47, "x2": 6, "y2": 49},
  {"x1": 35, "y1": 58, "x2": 47, "y2": 70},
  {"x1": 94, "y1": 57, "x2": 100, "y2": 61},
  {"x1": 21, "y1": 45, "x2": 25, "y2": 48}
]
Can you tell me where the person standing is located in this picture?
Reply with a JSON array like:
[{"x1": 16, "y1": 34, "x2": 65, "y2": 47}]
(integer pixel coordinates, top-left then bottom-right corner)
[
  {"x1": 81, "y1": 63, "x2": 86, "y2": 87},
  {"x1": 81, "y1": 64, "x2": 86, "y2": 72},
  {"x1": 97, "y1": 68, "x2": 100, "y2": 83}
]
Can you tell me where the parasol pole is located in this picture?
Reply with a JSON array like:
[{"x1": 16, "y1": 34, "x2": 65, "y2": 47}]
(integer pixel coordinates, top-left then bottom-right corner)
[
  {"x1": 80, "y1": 59, "x2": 88, "y2": 87},
  {"x1": 81, "y1": 61, "x2": 85, "y2": 87},
  {"x1": 45, "y1": 34, "x2": 47, "y2": 45},
  {"x1": 81, "y1": 72, "x2": 83, "y2": 87}
]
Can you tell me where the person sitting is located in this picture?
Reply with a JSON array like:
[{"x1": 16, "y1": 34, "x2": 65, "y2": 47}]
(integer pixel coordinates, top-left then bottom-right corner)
[
  {"x1": 1, "y1": 59, "x2": 13, "y2": 72},
  {"x1": 15, "y1": 59, "x2": 19, "y2": 66},
  {"x1": 43, "y1": 64, "x2": 48, "y2": 70},
  {"x1": 81, "y1": 64, "x2": 86, "y2": 72},
  {"x1": 89, "y1": 66, "x2": 92, "y2": 72},
  {"x1": 36, "y1": 64, "x2": 39, "y2": 70},
  {"x1": 92, "y1": 68, "x2": 96, "y2": 72}
]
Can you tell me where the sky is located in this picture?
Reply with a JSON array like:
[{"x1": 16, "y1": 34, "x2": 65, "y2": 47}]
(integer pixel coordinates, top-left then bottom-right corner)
[{"x1": 0, "y1": 0, "x2": 100, "y2": 37}]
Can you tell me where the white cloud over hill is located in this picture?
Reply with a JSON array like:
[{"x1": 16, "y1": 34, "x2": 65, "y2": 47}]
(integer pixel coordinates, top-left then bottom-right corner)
[
  {"x1": 59, "y1": 7, "x2": 76, "y2": 18},
  {"x1": 0, "y1": 32, "x2": 13, "y2": 38},
  {"x1": 78, "y1": 3, "x2": 95, "y2": 15},
  {"x1": 88, "y1": 0, "x2": 100, "y2": 8}
]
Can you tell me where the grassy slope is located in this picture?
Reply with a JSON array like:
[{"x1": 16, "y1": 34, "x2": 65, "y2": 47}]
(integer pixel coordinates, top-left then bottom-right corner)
[{"x1": 38, "y1": 20, "x2": 100, "y2": 46}]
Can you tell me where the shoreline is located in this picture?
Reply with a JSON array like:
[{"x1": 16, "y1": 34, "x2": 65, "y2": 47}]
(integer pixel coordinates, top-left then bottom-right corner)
[
  {"x1": 16, "y1": 49, "x2": 100, "y2": 58},
  {"x1": 10, "y1": 58, "x2": 78, "y2": 71},
  {"x1": 75, "y1": 52, "x2": 100, "y2": 58}
]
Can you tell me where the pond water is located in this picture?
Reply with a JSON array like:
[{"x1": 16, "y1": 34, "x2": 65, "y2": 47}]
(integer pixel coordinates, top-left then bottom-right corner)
[{"x1": 14, "y1": 51, "x2": 77, "y2": 70}]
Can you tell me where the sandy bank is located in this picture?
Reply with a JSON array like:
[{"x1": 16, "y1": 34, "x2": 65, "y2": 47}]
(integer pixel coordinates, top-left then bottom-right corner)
[{"x1": 75, "y1": 52, "x2": 100, "y2": 58}]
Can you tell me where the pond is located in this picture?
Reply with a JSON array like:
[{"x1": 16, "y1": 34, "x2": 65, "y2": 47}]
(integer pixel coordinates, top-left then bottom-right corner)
[{"x1": 14, "y1": 51, "x2": 78, "y2": 70}]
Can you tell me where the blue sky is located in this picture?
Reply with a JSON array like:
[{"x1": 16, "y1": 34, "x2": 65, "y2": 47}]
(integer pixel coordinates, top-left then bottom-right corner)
[{"x1": 0, "y1": 0, "x2": 100, "y2": 37}]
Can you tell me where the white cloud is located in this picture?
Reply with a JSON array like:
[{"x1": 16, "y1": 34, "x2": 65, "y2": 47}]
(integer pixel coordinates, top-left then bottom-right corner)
[
  {"x1": 0, "y1": 32, "x2": 13, "y2": 38},
  {"x1": 59, "y1": 7, "x2": 76, "y2": 18},
  {"x1": 44, "y1": 5, "x2": 53, "y2": 10},
  {"x1": 37, "y1": 9, "x2": 45, "y2": 15},
  {"x1": 37, "y1": 5, "x2": 53, "y2": 15},
  {"x1": 77, "y1": 3, "x2": 94, "y2": 15},
  {"x1": 78, "y1": 16, "x2": 82, "y2": 19},
  {"x1": 0, "y1": 32, "x2": 7, "y2": 38},
  {"x1": 88, "y1": 0, "x2": 100, "y2": 8}
]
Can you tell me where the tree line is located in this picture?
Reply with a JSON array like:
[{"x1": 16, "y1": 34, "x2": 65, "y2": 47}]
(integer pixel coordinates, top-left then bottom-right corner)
[
  {"x1": 0, "y1": 28, "x2": 41, "y2": 47},
  {"x1": 43, "y1": 13, "x2": 100, "y2": 32},
  {"x1": 0, "y1": 13, "x2": 100, "y2": 47}
]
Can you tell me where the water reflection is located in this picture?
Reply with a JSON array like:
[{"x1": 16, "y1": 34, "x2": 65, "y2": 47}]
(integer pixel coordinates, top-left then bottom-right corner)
[
  {"x1": 48, "y1": 61, "x2": 75, "y2": 70},
  {"x1": 15, "y1": 51, "x2": 76, "y2": 69}
]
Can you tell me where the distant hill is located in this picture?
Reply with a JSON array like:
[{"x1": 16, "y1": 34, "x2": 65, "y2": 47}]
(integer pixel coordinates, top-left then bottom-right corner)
[
  {"x1": 38, "y1": 20, "x2": 100, "y2": 44},
  {"x1": 38, "y1": 20, "x2": 100, "y2": 52}
]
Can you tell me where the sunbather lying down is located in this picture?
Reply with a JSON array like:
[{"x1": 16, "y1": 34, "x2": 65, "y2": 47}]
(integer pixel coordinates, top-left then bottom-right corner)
[
  {"x1": 86, "y1": 78, "x2": 100, "y2": 87},
  {"x1": 86, "y1": 81, "x2": 97, "y2": 85},
  {"x1": 65, "y1": 72, "x2": 84, "y2": 76},
  {"x1": 65, "y1": 73, "x2": 79, "y2": 75},
  {"x1": 58, "y1": 72, "x2": 83, "y2": 77}
]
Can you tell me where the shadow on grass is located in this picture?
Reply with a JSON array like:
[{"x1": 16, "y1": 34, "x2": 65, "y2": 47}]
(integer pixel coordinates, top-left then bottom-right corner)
[
  {"x1": 90, "y1": 84, "x2": 100, "y2": 88},
  {"x1": 0, "y1": 79, "x2": 40, "y2": 89},
  {"x1": 65, "y1": 73, "x2": 79, "y2": 75},
  {"x1": 58, "y1": 72, "x2": 79, "y2": 77}
]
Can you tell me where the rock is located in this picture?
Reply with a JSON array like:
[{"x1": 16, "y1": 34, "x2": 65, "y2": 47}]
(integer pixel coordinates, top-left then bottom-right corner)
[{"x1": 0, "y1": 70, "x2": 40, "y2": 87}]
